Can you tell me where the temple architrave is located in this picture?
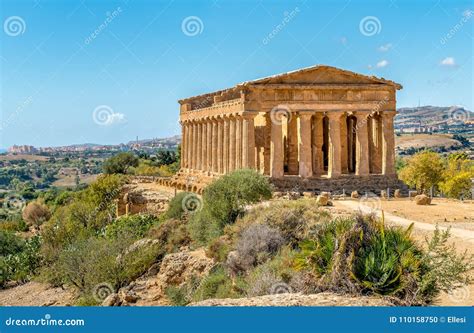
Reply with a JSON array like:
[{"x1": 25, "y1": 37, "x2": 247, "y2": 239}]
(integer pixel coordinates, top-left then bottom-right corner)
[{"x1": 161, "y1": 65, "x2": 407, "y2": 194}]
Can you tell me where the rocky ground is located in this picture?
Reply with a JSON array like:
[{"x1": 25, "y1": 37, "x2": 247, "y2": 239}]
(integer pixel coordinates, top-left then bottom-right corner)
[
  {"x1": 0, "y1": 282, "x2": 76, "y2": 306},
  {"x1": 190, "y1": 292, "x2": 392, "y2": 306}
]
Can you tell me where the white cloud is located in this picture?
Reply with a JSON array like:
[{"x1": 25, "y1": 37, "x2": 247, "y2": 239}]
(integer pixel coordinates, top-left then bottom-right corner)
[
  {"x1": 378, "y1": 43, "x2": 392, "y2": 52},
  {"x1": 440, "y1": 57, "x2": 456, "y2": 67},
  {"x1": 376, "y1": 60, "x2": 389, "y2": 68}
]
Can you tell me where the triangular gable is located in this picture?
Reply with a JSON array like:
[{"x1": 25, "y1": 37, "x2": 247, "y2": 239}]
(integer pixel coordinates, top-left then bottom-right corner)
[{"x1": 240, "y1": 65, "x2": 402, "y2": 89}]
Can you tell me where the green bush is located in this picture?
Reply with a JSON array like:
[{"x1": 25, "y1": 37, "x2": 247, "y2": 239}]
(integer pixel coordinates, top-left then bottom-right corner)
[
  {"x1": 165, "y1": 192, "x2": 194, "y2": 220},
  {"x1": 189, "y1": 169, "x2": 272, "y2": 244},
  {"x1": 0, "y1": 230, "x2": 24, "y2": 256},
  {"x1": 147, "y1": 218, "x2": 191, "y2": 254},
  {"x1": 234, "y1": 199, "x2": 331, "y2": 246},
  {"x1": 191, "y1": 266, "x2": 246, "y2": 302},
  {"x1": 105, "y1": 214, "x2": 158, "y2": 240}
]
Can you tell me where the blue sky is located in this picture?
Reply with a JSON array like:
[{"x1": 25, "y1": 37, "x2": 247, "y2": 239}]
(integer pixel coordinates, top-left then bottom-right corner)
[{"x1": 1, "y1": 0, "x2": 472, "y2": 148}]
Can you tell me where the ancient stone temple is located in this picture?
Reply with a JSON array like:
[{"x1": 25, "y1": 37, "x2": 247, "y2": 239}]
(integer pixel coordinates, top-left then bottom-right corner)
[{"x1": 164, "y1": 65, "x2": 407, "y2": 194}]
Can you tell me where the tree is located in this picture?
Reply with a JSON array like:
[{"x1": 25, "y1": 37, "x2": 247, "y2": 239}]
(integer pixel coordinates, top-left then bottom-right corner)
[
  {"x1": 439, "y1": 153, "x2": 474, "y2": 198},
  {"x1": 22, "y1": 199, "x2": 51, "y2": 228},
  {"x1": 103, "y1": 152, "x2": 139, "y2": 174},
  {"x1": 398, "y1": 151, "x2": 444, "y2": 193}
]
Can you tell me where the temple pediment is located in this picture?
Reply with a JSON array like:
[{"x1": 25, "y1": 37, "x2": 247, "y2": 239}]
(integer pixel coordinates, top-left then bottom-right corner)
[{"x1": 241, "y1": 65, "x2": 402, "y2": 89}]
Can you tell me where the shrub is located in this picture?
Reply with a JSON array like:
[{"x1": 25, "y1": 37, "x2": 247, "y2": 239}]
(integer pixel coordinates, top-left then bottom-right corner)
[
  {"x1": 147, "y1": 218, "x2": 191, "y2": 254},
  {"x1": 233, "y1": 199, "x2": 331, "y2": 246},
  {"x1": 0, "y1": 230, "x2": 24, "y2": 256},
  {"x1": 189, "y1": 169, "x2": 272, "y2": 244},
  {"x1": 105, "y1": 214, "x2": 158, "y2": 240},
  {"x1": 22, "y1": 199, "x2": 51, "y2": 229},
  {"x1": 165, "y1": 192, "x2": 195, "y2": 220},
  {"x1": 227, "y1": 224, "x2": 284, "y2": 275},
  {"x1": 191, "y1": 266, "x2": 246, "y2": 302},
  {"x1": 3, "y1": 236, "x2": 42, "y2": 284},
  {"x1": 103, "y1": 152, "x2": 139, "y2": 174}
]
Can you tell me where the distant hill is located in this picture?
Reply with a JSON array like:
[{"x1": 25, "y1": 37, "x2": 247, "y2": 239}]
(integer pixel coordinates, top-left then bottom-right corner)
[{"x1": 395, "y1": 105, "x2": 473, "y2": 133}]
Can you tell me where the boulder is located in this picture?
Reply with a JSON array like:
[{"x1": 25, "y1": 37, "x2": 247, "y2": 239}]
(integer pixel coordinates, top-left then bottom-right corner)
[
  {"x1": 351, "y1": 191, "x2": 359, "y2": 199},
  {"x1": 415, "y1": 194, "x2": 431, "y2": 205},
  {"x1": 380, "y1": 190, "x2": 388, "y2": 199},
  {"x1": 394, "y1": 189, "x2": 402, "y2": 198},
  {"x1": 316, "y1": 195, "x2": 329, "y2": 206}
]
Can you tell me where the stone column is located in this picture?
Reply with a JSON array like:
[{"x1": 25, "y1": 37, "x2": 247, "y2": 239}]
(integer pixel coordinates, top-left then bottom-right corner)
[
  {"x1": 340, "y1": 114, "x2": 348, "y2": 174},
  {"x1": 192, "y1": 121, "x2": 198, "y2": 170},
  {"x1": 212, "y1": 119, "x2": 219, "y2": 173},
  {"x1": 382, "y1": 111, "x2": 396, "y2": 176},
  {"x1": 287, "y1": 114, "x2": 299, "y2": 175},
  {"x1": 196, "y1": 121, "x2": 202, "y2": 171},
  {"x1": 298, "y1": 113, "x2": 313, "y2": 178},
  {"x1": 312, "y1": 113, "x2": 324, "y2": 175},
  {"x1": 201, "y1": 121, "x2": 207, "y2": 172},
  {"x1": 242, "y1": 113, "x2": 256, "y2": 169},
  {"x1": 206, "y1": 119, "x2": 212, "y2": 172},
  {"x1": 270, "y1": 117, "x2": 284, "y2": 178},
  {"x1": 372, "y1": 115, "x2": 383, "y2": 174},
  {"x1": 327, "y1": 112, "x2": 342, "y2": 178},
  {"x1": 355, "y1": 112, "x2": 370, "y2": 176},
  {"x1": 235, "y1": 116, "x2": 242, "y2": 170},
  {"x1": 229, "y1": 116, "x2": 236, "y2": 171},
  {"x1": 181, "y1": 122, "x2": 187, "y2": 169},
  {"x1": 217, "y1": 118, "x2": 224, "y2": 173},
  {"x1": 223, "y1": 117, "x2": 230, "y2": 173}
]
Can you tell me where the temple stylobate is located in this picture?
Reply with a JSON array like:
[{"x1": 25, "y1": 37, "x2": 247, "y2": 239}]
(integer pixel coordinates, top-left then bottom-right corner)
[{"x1": 165, "y1": 65, "x2": 406, "y2": 194}]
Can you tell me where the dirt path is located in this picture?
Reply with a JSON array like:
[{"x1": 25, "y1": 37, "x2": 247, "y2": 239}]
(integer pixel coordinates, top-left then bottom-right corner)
[{"x1": 335, "y1": 200, "x2": 474, "y2": 243}]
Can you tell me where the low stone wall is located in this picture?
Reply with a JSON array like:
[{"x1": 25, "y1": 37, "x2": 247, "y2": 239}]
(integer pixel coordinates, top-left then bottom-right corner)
[{"x1": 270, "y1": 174, "x2": 409, "y2": 195}]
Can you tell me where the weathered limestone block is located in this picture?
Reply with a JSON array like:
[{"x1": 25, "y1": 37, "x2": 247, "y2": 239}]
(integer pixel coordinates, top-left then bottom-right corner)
[
  {"x1": 316, "y1": 195, "x2": 329, "y2": 206},
  {"x1": 380, "y1": 190, "x2": 388, "y2": 199},
  {"x1": 415, "y1": 194, "x2": 431, "y2": 205},
  {"x1": 394, "y1": 189, "x2": 402, "y2": 198},
  {"x1": 351, "y1": 191, "x2": 359, "y2": 199}
]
